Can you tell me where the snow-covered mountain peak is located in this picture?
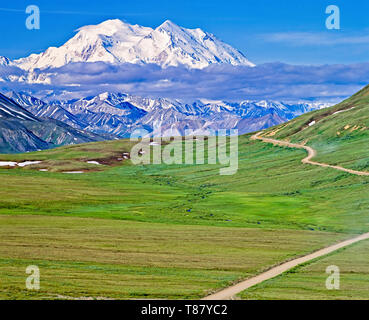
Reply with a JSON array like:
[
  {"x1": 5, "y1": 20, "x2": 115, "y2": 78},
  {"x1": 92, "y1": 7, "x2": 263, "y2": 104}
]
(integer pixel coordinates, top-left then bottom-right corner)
[
  {"x1": 77, "y1": 19, "x2": 129, "y2": 34},
  {"x1": 76, "y1": 19, "x2": 119, "y2": 36},
  {"x1": 12, "y1": 19, "x2": 254, "y2": 70},
  {"x1": 258, "y1": 100, "x2": 286, "y2": 109},
  {"x1": 98, "y1": 92, "x2": 111, "y2": 101},
  {"x1": 75, "y1": 19, "x2": 152, "y2": 40},
  {"x1": 155, "y1": 20, "x2": 192, "y2": 39},
  {"x1": 157, "y1": 20, "x2": 181, "y2": 31}
]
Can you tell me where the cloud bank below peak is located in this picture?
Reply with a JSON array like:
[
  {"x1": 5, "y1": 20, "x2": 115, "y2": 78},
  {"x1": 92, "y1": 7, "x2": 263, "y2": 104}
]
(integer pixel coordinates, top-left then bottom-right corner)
[{"x1": 1, "y1": 61, "x2": 369, "y2": 103}]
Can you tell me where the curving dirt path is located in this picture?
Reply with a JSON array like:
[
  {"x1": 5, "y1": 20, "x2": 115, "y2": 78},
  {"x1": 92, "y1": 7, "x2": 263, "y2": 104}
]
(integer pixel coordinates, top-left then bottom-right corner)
[
  {"x1": 203, "y1": 232, "x2": 369, "y2": 300},
  {"x1": 251, "y1": 131, "x2": 369, "y2": 176}
]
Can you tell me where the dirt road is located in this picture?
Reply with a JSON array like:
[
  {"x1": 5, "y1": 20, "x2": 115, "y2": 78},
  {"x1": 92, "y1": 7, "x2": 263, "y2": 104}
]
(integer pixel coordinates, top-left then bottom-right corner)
[
  {"x1": 203, "y1": 231, "x2": 369, "y2": 300},
  {"x1": 251, "y1": 131, "x2": 369, "y2": 176}
]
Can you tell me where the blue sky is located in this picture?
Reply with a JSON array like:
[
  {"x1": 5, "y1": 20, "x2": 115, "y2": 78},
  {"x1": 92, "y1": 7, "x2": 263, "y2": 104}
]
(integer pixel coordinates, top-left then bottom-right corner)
[{"x1": 1, "y1": 0, "x2": 369, "y2": 64}]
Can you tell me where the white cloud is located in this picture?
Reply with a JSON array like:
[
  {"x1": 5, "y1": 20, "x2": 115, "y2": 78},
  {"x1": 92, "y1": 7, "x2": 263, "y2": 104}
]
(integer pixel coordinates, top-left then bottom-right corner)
[{"x1": 1, "y1": 62, "x2": 369, "y2": 103}]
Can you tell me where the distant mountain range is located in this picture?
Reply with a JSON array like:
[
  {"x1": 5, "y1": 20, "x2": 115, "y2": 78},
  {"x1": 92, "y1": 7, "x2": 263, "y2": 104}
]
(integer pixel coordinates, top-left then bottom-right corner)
[
  {"x1": 6, "y1": 19, "x2": 254, "y2": 71},
  {"x1": 5, "y1": 91, "x2": 330, "y2": 140},
  {"x1": 0, "y1": 93, "x2": 109, "y2": 153}
]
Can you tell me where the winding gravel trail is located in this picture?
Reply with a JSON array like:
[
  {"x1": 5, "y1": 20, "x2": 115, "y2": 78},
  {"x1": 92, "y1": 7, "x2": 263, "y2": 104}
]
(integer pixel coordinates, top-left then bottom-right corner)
[{"x1": 251, "y1": 131, "x2": 369, "y2": 176}]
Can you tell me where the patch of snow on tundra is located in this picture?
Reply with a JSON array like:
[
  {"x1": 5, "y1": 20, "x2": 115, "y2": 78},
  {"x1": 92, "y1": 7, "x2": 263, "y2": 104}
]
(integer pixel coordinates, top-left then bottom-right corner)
[
  {"x1": 63, "y1": 171, "x2": 84, "y2": 174},
  {"x1": 87, "y1": 161, "x2": 101, "y2": 165},
  {"x1": 0, "y1": 161, "x2": 17, "y2": 166},
  {"x1": 17, "y1": 161, "x2": 42, "y2": 167},
  {"x1": 333, "y1": 107, "x2": 355, "y2": 115}
]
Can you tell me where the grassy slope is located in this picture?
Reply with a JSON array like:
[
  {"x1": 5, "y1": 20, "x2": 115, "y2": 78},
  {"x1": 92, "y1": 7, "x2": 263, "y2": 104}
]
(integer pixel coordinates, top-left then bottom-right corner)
[
  {"x1": 0, "y1": 139, "x2": 136, "y2": 172},
  {"x1": 0, "y1": 87, "x2": 368, "y2": 299},
  {"x1": 265, "y1": 85, "x2": 369, "y2": 171}
]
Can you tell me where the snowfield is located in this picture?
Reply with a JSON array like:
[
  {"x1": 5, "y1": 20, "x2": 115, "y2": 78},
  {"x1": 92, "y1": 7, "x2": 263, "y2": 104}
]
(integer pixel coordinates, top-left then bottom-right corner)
[{"x1": 0, "y1": 161, "x2": 41, "y2": 167}]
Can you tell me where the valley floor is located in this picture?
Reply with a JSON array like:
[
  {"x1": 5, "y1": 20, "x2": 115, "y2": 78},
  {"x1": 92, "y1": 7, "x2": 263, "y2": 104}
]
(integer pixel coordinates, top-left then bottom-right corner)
[
  {"x1": 0, "y1": 133, "x2": 368, "y2": 299},
  {"x1": 0, "y1": 215, "x2": 345, "y2": 299}
]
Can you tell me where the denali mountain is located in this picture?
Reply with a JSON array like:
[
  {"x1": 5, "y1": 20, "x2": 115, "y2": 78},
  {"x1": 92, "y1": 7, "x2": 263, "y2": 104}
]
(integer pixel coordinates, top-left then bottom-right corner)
[
  {"x1": 0, "y1": 93, "x2": 109, "y2": 153},
  {"x1": 6, "y1": 91, "x2": 330, "y2": 138},
  {"x1": 10, "y1": 19, "x2": 254, "y2": 70}
]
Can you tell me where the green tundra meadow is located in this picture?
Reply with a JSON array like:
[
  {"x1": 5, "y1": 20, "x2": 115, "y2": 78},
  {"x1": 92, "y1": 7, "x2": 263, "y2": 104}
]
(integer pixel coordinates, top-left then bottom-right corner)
[{"x1": 0, "y1": 85, "x2": 369, "y2": 299}]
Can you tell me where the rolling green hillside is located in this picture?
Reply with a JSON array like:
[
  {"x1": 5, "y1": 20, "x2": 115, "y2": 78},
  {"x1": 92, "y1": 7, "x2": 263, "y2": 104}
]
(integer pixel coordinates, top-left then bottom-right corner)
[
  {"x1": 236, "y1": 85, "x2": 369, "y2": 300},
  {"x1": 263, "y1": 84, "x2": 369, "y2": 172},
  {"x1": 0, "y1": 86, "x2": 368, "y2": 299}
]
